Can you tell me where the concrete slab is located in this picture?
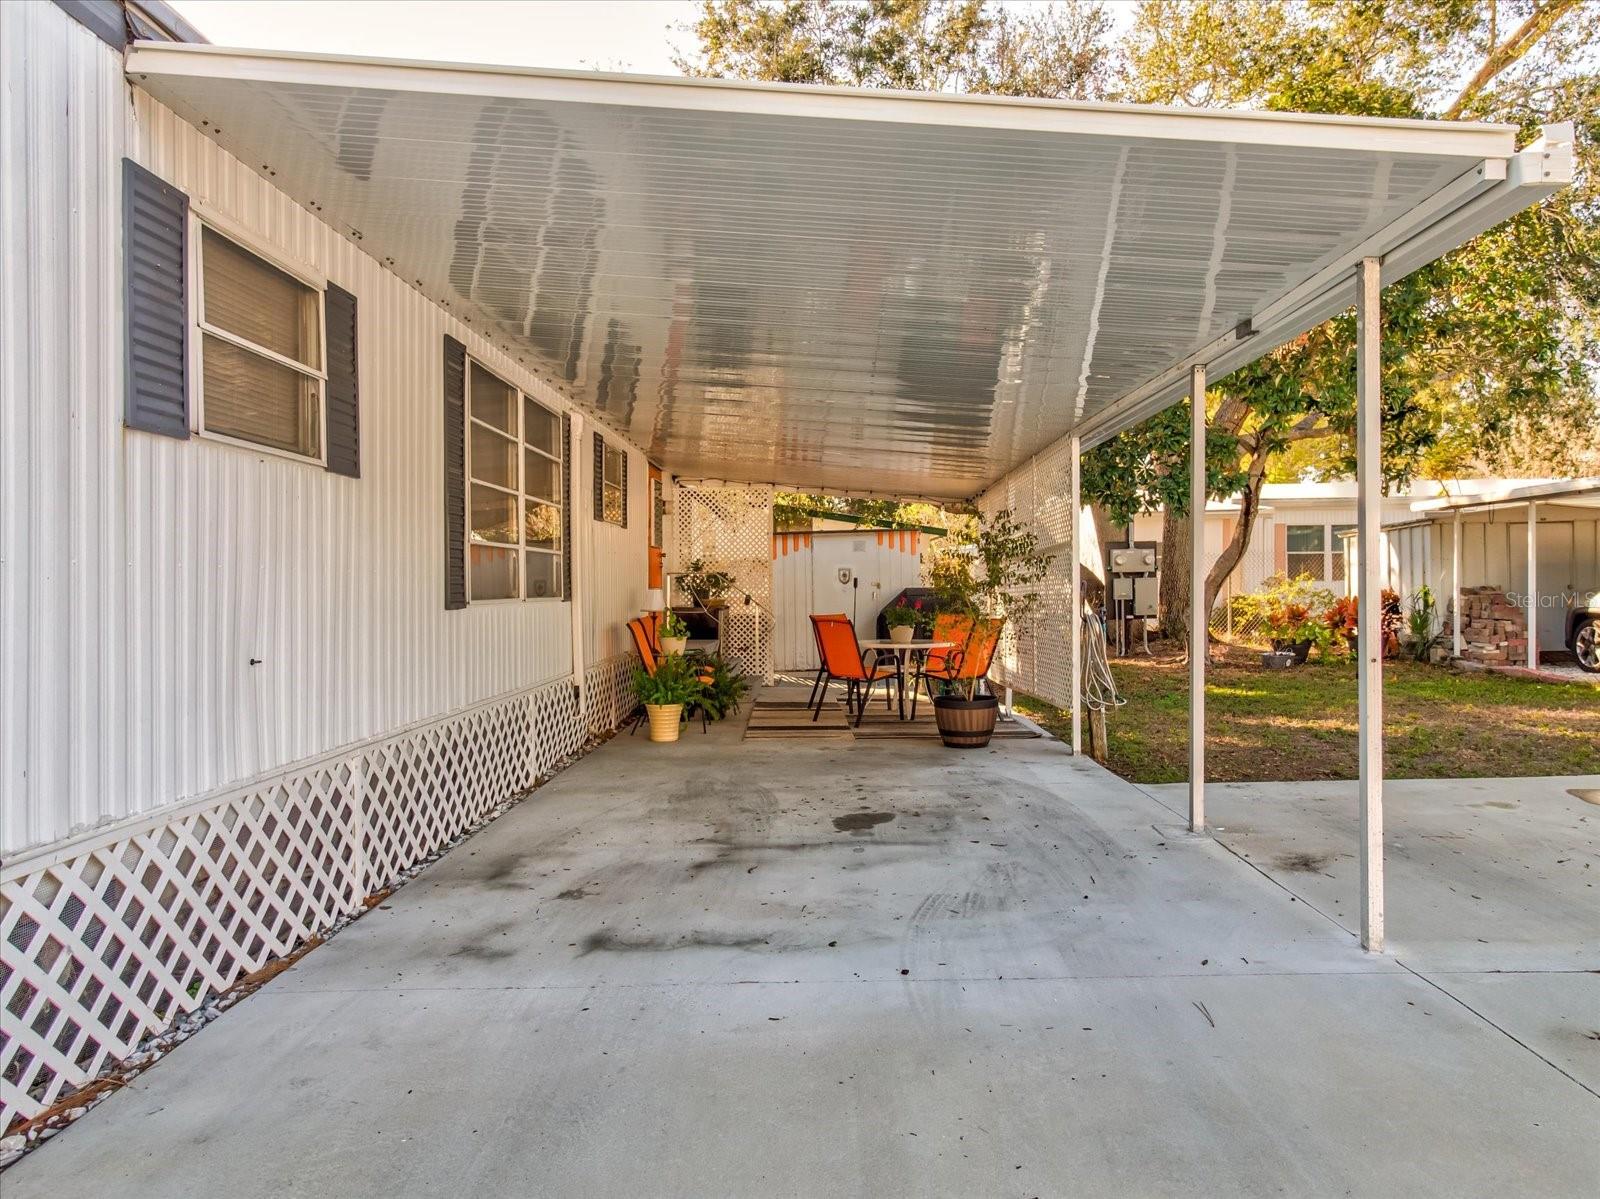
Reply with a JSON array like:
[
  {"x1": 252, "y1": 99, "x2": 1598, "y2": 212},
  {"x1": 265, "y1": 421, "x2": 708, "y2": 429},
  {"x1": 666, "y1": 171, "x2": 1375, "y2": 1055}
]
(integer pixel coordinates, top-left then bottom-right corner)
[
  {"x1": 1144, "y1": 775, "x2": 1600, "y2": 1100},
  {"x1": 8, "y1": 708, "x2": 1596, "y2": 1196},
  {"x1": 1141, "y1": 776, "x2": 1600, "y2": 972}
]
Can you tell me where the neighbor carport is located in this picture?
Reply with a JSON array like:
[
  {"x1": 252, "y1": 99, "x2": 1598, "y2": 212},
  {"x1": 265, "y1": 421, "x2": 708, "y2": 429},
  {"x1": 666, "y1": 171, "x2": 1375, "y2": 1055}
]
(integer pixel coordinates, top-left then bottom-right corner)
[{"x1": 121, "y1": 41, "x2": 1574, "y2": 951}]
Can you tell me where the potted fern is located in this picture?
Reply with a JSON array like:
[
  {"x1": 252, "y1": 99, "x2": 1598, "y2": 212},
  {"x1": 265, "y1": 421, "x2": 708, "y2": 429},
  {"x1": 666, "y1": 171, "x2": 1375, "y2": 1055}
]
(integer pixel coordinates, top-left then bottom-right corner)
[
  {"x1": 658, "y1": 610, "x2": 689, "y2": 657},
  {"x1": 633, "y1": 654, "x2": 702, "y2": 743},
  {"x1": 926, "y1": 511, "x2": 1051, "y2": 748}
]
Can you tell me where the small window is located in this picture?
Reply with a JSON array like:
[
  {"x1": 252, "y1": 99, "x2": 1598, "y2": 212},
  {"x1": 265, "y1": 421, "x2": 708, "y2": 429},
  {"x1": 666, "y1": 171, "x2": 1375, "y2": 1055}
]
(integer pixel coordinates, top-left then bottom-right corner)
[
  {"x1": 601, "y1": 442, "x2": 625, "y2": 525},
  {"x1": 1286, "y1": 524, "x2": 1327, "y2": 580},
  {"x1": 197, "y1": 225, "x2": 324, "y2": 459},
  {"x1": 466, "y1": 360, "x2": 564, "y2": 601}
]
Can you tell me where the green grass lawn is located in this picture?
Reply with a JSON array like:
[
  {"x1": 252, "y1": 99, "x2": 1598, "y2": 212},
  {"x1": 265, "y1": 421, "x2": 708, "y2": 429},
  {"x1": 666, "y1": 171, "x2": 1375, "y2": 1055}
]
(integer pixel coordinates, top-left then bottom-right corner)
[{"x1": 1013, "y1": 642, "x2": 1600, "y2": 784}]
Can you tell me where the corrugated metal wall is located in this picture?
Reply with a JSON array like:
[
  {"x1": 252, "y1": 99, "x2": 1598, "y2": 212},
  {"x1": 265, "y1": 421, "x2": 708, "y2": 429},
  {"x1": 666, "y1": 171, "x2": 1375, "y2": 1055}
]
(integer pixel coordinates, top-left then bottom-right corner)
[{"x1": 1, "y1": 4, "x2": 648, "y2": 855}]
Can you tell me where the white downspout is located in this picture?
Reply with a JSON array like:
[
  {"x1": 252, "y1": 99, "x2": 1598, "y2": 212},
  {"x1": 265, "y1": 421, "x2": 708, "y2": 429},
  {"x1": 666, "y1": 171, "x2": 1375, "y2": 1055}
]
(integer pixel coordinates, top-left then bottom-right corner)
[{"x1": 569, "y1": 411, "x2": 586, "y2": 721}]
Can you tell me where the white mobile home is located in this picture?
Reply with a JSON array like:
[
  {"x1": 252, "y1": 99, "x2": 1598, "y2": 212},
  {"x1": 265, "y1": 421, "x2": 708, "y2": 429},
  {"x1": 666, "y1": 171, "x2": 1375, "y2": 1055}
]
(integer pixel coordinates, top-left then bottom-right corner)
[{"x1": 0, "y1": 0, "x2": 1571, "y2": 1128}]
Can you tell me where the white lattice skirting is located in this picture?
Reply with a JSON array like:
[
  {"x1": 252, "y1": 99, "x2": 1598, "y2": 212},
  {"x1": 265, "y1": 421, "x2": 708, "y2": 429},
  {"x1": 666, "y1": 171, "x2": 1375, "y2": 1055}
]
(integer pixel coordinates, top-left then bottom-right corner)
[{"x1": 0, "y1": 656, "x2": 634, "y2": 1129}]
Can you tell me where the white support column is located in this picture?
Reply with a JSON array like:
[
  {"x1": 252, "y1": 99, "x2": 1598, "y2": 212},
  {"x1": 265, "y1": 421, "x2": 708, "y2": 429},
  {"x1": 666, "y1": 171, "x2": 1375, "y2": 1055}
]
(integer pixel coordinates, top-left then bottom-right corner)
[
  {"x1": 1527, "y1": 500, "x2": 1538, "y2": 669},
  {"x1": 1451, "y1": 510, "x2": 1463, "y2": 660},
  {"x1": 1069, "y1": 435, "x2": 1082, "y2": 755},
  {"x1": 568, "y1": 411, "x2": 587, "y2": 718},
  {"x1": 1355, "y1": 256, "x2": 1384, "y2": 952},
  {"x1": 1188, "y1": 363, "x2": 1207, "y2": 833}
]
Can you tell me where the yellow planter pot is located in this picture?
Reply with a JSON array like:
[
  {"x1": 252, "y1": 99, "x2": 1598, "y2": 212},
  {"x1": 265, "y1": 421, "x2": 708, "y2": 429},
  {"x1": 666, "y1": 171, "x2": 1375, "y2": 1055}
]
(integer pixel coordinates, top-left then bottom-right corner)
[{"x1": 646, "y1": 703, "x2": 684, "y2": 742}]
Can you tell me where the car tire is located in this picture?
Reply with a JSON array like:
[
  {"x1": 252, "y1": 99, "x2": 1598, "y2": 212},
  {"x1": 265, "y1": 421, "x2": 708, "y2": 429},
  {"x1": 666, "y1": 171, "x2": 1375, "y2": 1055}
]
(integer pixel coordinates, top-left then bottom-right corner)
[{"x1": 1575, "y1": 616, "x2": 1600, "y2": 673}]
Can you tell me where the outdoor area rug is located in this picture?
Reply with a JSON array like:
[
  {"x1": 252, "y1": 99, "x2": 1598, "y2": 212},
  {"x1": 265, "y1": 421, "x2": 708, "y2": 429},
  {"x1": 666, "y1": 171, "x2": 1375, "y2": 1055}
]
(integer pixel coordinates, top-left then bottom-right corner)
[{"x1": 744, "y1": 687, "x2": 1041, "y2": 742}]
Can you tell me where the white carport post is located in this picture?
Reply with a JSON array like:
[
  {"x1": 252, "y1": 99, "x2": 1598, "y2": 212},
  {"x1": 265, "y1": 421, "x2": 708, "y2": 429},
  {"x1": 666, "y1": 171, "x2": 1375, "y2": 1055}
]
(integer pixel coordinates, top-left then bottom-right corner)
[
  {"x1": 1452, "y1": 510, "x2": 1463, "y2": 660},
  {"x1": 1526, "y1": 500, "x2": 1539, "y2": 669},
  {"x1": 1355, "y1": 256, "x2": 1384, "y2": 952},
  {"x1": 1188, "y1": 364, "x2": 1207, "y2": 832},
  {"x1": 1069, "y1": 434, "x2": 1082, "y2": 755}
]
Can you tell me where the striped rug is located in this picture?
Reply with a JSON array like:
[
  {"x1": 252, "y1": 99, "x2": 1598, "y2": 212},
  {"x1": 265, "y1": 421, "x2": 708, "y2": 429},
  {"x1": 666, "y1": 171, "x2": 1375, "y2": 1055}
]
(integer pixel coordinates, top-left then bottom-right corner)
[{"x1": 743, "y1": 687, "x2": 1041, "y2": 742}]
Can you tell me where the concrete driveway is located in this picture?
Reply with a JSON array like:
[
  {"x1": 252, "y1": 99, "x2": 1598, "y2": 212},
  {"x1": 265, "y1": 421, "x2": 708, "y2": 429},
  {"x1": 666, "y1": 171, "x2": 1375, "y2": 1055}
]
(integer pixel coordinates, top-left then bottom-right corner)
[{"x1": 7, "y1": 702, "x2": 1597, "y2": 1197}]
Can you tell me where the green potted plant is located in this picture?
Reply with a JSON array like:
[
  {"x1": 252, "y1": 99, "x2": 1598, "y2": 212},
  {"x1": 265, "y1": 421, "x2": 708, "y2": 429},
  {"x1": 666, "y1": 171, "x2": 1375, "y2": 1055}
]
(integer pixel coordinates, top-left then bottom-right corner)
[
  {"x1": 883, "y1": 602, "x2": 919, "y2": 645},
  {"x1": 689, "y1": 651, "x2": 748, "y2": 719},
  {"x1": 926, "y1": 510, "x2": 1051, "y2": 748},
  {"x1": 680, "y1": 559, "x2": 735, "y2": 609},
  {"x1": 658, "y1": 610, "x2": 689, "y2": 657},
  {"x1": 1404, "y1": 584, "x2": 1446, "y2": 662},
  {"x1": 633, "y1": 655, "x2": 702, "y2": 743},
  {"x1": 1238, "y1": 574, "x2": 1335, "y2": 664}
]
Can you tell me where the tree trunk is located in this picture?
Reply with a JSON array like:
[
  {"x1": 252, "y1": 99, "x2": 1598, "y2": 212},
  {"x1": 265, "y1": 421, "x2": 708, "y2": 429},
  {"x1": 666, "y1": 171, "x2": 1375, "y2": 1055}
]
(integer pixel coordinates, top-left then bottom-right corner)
[
  {"x1": 1158, "y1": 506, "x2": 1191, "y2": 641},
  {"x1": 1203, "y1": 455, "x2": 1271, "y2": 618}
]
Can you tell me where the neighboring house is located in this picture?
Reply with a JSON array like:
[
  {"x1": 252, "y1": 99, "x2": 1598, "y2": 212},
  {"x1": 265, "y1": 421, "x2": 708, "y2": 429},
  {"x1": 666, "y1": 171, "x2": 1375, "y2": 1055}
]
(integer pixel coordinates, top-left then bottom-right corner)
[{"x1": 1128, "y1": 479, "x2": 1556, "y2": 604}]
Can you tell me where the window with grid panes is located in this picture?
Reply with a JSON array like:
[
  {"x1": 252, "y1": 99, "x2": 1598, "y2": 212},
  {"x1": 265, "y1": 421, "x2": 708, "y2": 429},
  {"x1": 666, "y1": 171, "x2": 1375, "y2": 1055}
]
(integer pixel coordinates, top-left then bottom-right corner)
[
  {"x1": 1286, "y1": 524, "x2": 1327, "y2": 580},
  {"x1": 466, "y1": 361, "x2": 564, "y2": 600}
]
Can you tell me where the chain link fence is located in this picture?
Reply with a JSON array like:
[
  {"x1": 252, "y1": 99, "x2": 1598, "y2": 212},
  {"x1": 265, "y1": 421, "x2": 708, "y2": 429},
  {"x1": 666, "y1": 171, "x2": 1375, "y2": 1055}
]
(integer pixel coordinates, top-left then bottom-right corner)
[{"x1": 1209, "y1": 596, "x2": 1272, "y2": 648}]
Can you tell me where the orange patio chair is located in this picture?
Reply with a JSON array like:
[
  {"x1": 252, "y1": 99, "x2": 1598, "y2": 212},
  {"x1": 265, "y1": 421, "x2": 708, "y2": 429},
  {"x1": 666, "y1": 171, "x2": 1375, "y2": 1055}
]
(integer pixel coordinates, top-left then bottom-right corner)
[
  {"x1": 911, "y1": 615, "x2": 1003, "y2": 719},
  {"x1": 809, "y1": 613, "x2": 900, "y2": 727}
]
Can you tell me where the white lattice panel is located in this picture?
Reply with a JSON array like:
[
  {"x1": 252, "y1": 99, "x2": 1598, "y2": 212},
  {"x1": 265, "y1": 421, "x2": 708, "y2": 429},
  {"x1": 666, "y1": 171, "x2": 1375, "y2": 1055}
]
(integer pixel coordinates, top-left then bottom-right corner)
[
  {"x1": 0, "y1": 657, "x2": 633, "y2": 1130},
  {"x1": 672, "y1": 484, "x2": 774, "y2": 678},
  {"x1": 976, "y1": 442, "x2": 1078, "y2": 708}
]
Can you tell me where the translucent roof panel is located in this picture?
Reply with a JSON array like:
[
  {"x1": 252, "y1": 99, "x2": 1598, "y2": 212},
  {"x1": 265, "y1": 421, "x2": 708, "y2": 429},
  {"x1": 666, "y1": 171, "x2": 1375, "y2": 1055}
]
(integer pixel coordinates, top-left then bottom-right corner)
[{"x1": 128, "y1": 46, "x2": 1555, "y2": 499}]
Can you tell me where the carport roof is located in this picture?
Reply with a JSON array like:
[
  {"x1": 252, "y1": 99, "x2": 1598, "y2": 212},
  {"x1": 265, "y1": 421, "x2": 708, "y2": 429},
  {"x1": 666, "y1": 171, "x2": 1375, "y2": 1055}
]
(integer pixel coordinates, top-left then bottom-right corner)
[{"x1": 125, "y1": 43, "x2": 1571, "y2": 500}]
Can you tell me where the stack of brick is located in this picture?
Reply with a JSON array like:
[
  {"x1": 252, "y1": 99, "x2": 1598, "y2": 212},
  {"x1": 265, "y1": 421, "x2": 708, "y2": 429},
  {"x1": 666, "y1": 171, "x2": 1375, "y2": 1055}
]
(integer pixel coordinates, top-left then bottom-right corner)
[{"x1": 1450, "y1": 586, "x2": 1528, "y2": 664}]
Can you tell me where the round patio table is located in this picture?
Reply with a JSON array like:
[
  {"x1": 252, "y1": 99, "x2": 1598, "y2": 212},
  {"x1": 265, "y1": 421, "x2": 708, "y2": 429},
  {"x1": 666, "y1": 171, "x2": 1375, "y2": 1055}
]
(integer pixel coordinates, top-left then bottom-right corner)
[{"x1": 859, "y1": 639, "x2": 956, "y2": 721}]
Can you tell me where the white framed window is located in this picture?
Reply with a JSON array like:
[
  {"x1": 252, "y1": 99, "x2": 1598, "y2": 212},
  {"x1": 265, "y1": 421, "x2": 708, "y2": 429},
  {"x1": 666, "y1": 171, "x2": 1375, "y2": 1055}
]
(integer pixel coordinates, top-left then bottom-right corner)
[
  {"x1": 1286, "y1": 524, "x2": 1327, "y2": 580},
  {"x1": 466, "y1": 359, "x2": 564, "y2": 601},
  {"x1": 600, "y1": 441, "x2": 625, "y2": 525},
  {"x1": 193, "y1": 219, "x2": 326, "y2": 461}
]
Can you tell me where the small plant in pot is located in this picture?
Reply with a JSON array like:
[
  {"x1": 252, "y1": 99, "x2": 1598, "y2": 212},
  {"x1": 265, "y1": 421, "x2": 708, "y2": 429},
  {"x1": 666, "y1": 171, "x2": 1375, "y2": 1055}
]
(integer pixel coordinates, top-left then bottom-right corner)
[
  {"x1": 658, "y1": 610, "x2": 689, "y2": 657},
  {"x1": 680, "y1": 559, "x2": 735, "y2": 610},
  {"x1": 926, "y1": 510, "x2": 1052, "y2": 749},
  {"x1": 1239, "y1": 574, "x2": 1335, "y2": 665},
  {"x1": 883, "y1": 603, "x2": 919, "y2": 645},
  {"x1": 633, "y1": 655, "x2": 702, "y2": 743}
]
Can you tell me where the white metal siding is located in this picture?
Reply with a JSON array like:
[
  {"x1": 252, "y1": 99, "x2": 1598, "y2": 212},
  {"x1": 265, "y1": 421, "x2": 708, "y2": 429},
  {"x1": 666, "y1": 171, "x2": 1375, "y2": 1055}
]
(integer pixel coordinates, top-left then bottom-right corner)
[
  {"x1": 0, "y1": 4, "x2": 648, "y2": 854},
  {"x1": 584, "y1": 444, "x2": 650, "y2": 665}
]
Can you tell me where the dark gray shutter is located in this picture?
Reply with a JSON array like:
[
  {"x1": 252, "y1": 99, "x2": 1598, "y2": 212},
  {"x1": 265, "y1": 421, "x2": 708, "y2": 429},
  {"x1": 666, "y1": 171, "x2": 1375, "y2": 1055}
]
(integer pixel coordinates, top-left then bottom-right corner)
[
  {"x1": 619, "y1": 450, "x2": 628, "y2": 529},
  {"x1": 561, "y1": 413, "x2": 572, "y2": 599},
  {"x1": 443, "y1": 337, "x2": 467, "y2": 610},
  {"x1": 324, "y1": 284, "x2": 359, "y2": 478},
  {"x1": 123, "y1": 158, "x2": 189, "y2": 439},
  {"x1": 593, "y1": 431, "x2": 605, "y2": 521}
]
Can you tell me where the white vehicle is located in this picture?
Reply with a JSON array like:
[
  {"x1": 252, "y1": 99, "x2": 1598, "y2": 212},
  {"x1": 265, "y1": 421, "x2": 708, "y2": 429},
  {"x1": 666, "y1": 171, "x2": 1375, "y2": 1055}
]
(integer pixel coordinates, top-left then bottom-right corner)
[{"x1": 1568, "y1": 590, "x2": 1600, "y2": 672}]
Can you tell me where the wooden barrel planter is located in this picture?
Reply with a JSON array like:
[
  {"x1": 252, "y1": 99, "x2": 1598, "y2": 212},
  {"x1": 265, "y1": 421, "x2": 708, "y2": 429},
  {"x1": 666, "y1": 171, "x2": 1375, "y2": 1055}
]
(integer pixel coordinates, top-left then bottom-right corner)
[{"x1": 932, "y1": 693, "x2": 999, "y2": 749}]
